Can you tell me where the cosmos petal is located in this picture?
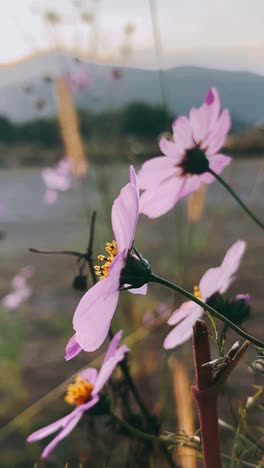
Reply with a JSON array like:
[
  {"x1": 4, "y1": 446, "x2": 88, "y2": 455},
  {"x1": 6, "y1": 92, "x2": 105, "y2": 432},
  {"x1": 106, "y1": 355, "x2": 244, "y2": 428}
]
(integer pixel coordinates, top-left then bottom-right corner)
[
  {"x1": 137, "y1": 156, "x2": 178, "y2": 190},
  {"x1": 72, "y1": 256, "x2": 123, "y2": 353},
  {"x1": 65, "y1": 334, "x2": 82, "y2": 361},
  {"x1": 168, "y1": 301, "x2": 202, "y2": 326},
  {"x1": 93, "y1": 336, "x2": 129, "y2": 394},
  {"x1": 27, "y1": 411, "x2": 78, "y2": 444},
  {"x1": 40, "y1": 397, "x2": 98, "y2": 459},
  {"x1": 128, "y1": 284, "x2": 148, "y2": 295},
  {"x1": 159, "y1": 136, "x2": 184, "y2": 162},
  {"x1": 204, "y1": 109, "x2": 231, "y2": 156},
  {"x1": 218, "y1": 240, "x2": 246, "y2": 294},
  {"x1": 172, "y1": 116, "x2": 193, "y2": 151},
  {"x1": 80, "y1": 368, "x2": 98, "y2": 385},
  {"x1": 139, "y1": 177, "x2": 185, "y2": 218},
  {"x1": 111, "y1": 182, "x2": 139, "y2": 253},
  {"x1": 163, "y1": 308, "x2": 203, "y2": 350},
  {"x1": 199, "y1": 240, "x2": 246, "y2": 300},
  {"x1": 189, "y1": 88, "x2": 220, "y2": 143},
  {"x1": 200, "y1": 153, "x2": 232, "y2": 184}
]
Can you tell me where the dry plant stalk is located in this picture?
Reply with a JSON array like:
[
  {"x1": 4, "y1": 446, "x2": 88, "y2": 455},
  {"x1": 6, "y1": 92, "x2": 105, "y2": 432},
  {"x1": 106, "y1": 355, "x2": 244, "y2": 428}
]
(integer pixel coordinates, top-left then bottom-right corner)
[
  {"x1": 54, "y1": 77, "x2": 87, "y2": 176},
  {"x1": 187, "y1": 183, "x2": 207, "y2": 223},
  {"x1": 170, "y1": 357, "x2": 197, "y2": 468}
]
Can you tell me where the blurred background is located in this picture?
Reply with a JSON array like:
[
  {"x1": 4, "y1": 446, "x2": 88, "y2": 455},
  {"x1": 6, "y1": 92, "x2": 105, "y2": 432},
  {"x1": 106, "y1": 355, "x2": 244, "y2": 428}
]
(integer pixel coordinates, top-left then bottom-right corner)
[{"x1": 0, "y1": 0, "x2": 263, "y2": 466}]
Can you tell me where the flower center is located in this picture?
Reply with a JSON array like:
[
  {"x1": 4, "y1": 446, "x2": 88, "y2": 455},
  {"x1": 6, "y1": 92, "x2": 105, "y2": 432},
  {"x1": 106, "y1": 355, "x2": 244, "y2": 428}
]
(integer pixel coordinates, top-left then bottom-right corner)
[
  {"x1": 64, "y1": 375, "x2": 94, "y2": 406},
  {"x1": 193, "y1": 285, "x2": 202, "y2": 300},
  {"x1": 180, "y1": 146, "x2": 209, "y2": 175},
  {"x1": 94, "y1": 240, "x2": 118, "y2": 280}
]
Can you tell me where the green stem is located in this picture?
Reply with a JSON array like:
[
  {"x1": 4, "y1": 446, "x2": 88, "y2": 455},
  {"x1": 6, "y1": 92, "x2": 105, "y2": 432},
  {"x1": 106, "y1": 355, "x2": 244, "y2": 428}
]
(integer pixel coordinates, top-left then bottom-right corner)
[
  {"x1": 110, "y1": 411, "x2": 178, "y2": 468},
  {"x1": 111, "y1": 412, "x2": 199, "y2": 450},
  {"x1": 150, "y1": 273, "x2": 264, "y2": 348},
  {"x1": 110, "y1": 411, "x2": 163, "y2": 442},
  {"x1": 208, "y1": 169, "x2": 264, "y2": 231}
]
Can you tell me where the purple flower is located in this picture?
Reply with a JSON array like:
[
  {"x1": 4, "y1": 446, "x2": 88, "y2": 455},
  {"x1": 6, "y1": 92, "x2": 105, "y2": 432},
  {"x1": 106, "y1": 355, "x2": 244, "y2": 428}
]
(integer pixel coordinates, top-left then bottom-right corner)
[
  {"x1": 41, "y1": 157, "x2": 73, "y2": 205},
  {"x1": 66, "y1": 166, "x2": 148, "y2": 358},
  {"x1": 138, "y1": 88, "x2": 231, "y2": 218},
  {"x1": 27, "y1": 331, "x2": 129, "y2": 459},
  {"x1": 2, "y1": 265, "x2": 34, "y2": 310},
  {"x1": 164, "y1": 240, "x2": 246, "y2": 350},
  {"x1": 67, "y1": 68, "x2": 92, "y2": 91}
]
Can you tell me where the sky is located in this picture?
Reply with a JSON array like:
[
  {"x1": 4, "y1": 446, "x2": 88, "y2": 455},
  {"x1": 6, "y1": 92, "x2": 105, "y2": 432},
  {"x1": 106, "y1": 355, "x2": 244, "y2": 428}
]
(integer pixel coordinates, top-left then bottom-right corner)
[{"x1": 0, "y1": 0, "x2": 263, "y2": 74}]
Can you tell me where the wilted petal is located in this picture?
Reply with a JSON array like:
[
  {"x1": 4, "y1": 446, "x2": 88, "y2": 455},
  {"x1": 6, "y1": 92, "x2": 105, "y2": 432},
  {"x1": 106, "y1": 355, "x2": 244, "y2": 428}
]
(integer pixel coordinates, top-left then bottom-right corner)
[
  {"x1": 72, "y1": 256, "x2": 123, "y2": 353},
  {"x1": 111, "y1": 182, "x2": 139, "y2": 253},
  {"x1": 172, "y1": 116, "x2": 193, "y2": 151},
  {"x1": 204, "y1": 109, "x2": 231, "y2": 156},
  {"x1": 200, "y1": 153, "x2": 232, "y2": 184},
  {"x1": 65, "y1": 334, "x2": 82, "y2": 361},
  {"x1": 137, "y1": 157, "x2": 178, "y2": 190}
]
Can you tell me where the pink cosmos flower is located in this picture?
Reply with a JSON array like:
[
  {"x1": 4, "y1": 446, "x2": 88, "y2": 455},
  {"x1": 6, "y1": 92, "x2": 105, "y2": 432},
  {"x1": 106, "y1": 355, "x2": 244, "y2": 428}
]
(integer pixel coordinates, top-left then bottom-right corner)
[
  {"x1": 163, "y1": 240, "x2": 246, "y2": 350},
  {"x1": 27, "y1": 331, "x2": 129, "y2": 459},
  {"x1": 41, "y1": 157, "x2": 73, "y2": 205},
  {"x1": 67, "y1": 68, "x2": 92, "y2": 91},
  {"x1": 66, "y1": 166, "x2": 148, "y2": 359},
  {"x1": 2, "y1": 265, "x2": 34, "y2": 310},
  {"x1": 138, "y1": 88, "x2": 232, "y2": 218}
]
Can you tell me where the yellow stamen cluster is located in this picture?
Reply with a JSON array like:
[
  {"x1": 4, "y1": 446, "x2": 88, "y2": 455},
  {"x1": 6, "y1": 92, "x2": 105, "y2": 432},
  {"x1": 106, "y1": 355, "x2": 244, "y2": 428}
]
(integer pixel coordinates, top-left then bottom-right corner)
[
  {"x1": 64, "y1": 375, "x2": 94, "y2": 406},
  {"x1": 94, "y1": 240, "x2": 118, "y2": 280},
  {"x1": 193, "y1": 285, "x2": 202, "y2": 300}
]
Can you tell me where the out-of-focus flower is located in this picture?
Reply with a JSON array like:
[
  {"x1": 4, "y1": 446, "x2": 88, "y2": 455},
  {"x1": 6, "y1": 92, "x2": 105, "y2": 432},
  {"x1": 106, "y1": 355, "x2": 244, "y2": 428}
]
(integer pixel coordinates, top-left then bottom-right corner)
[
  {"x1": 164, "y1": 240, "x2": 246, "y2": 350},
  {"x1": 27, "y1": 331, "x2": 129, "y2": 459},
  {"x1": 67, "y1": 68, "x2": 92, "y2": 91},
  {"x1": 2, "y1": 265, "x2": 34, "y2": 310},
  {"x1": 110, "y1": 68, "x2": 122, "y2": 81},
  {"x1": 207, "y1": 292, "x2": 251, "y2": 326},
  {"x1": 66, "y1": 166, "x2": 150, "y2": 359},
  {"x1": 143, "y1": 303, "x2": 170, "y2": 326},
  {"x1": 138, "y1": 88, "x2": 231, "y2": 218},
  {"x1": 41, "y1": 157, "x2": 73, "y2": 205}
]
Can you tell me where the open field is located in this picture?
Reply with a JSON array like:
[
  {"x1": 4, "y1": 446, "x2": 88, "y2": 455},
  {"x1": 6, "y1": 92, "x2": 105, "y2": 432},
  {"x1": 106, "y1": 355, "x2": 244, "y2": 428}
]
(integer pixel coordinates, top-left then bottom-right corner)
[{"x1": 0, "y1": 159, "x2": 263, "y2": 467}]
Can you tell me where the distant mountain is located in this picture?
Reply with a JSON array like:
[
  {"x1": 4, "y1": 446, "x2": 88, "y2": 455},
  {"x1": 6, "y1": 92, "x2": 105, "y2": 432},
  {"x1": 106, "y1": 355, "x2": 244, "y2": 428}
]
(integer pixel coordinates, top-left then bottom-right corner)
[{"x1": 0, "y1": 51, "x2": 263, "y2": 126}]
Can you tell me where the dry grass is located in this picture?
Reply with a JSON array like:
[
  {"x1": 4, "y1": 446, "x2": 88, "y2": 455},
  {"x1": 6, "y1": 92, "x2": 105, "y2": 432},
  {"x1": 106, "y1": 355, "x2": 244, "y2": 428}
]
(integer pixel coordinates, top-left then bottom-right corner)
[
  {"x1": 170, "y1": 358, "x2": 197, "y2": 468},
  {"x1": 55, "y1": 77, "x2": 87, "y2": 176}
]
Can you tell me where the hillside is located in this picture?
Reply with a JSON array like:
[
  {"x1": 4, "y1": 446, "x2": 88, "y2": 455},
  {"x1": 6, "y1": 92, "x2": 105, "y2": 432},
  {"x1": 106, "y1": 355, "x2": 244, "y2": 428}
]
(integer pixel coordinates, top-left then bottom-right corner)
[{"x1": 0, "y1": 52, "x2": 263, "y2": 125}]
